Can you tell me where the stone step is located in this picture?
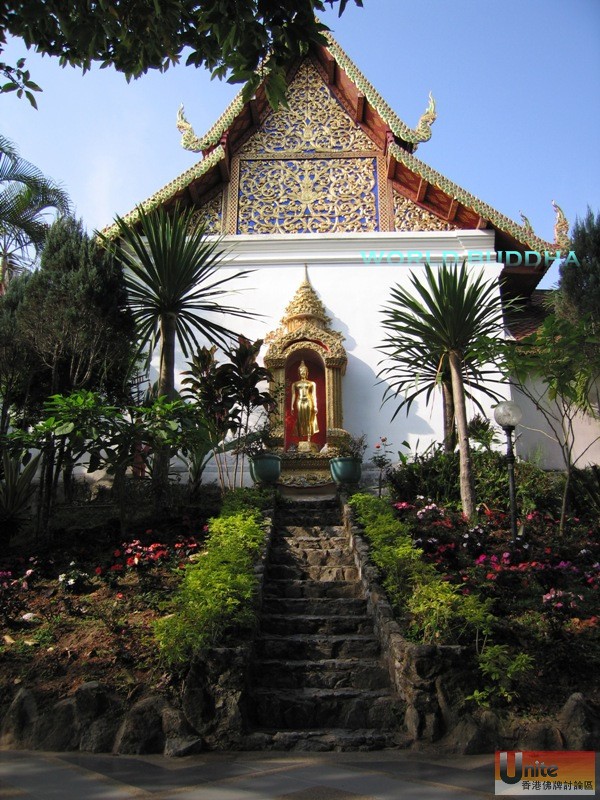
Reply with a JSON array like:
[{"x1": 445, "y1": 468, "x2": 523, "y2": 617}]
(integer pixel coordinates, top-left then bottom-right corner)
[
  {"x1": 242, "y1": 728, "x2": 400, "y2": 752},
  {"x1": 269, "y1": 546, "x2": 355, "y2": 568},
  {"x1": 266, "y1": 564, "x2": 359, "y2": 582},
  {"x1": 277, "y1": 525, "x2": 345, "y2": 539},
  {"x1": 252, "y1": 659, "x2": 390, "y2": 690},
  {"x1": 263, "y1": 579, "x2": 363, "y2": 599},
  {"x1": 255, "y1": 634, "x2": 380, "y2": 660},
  {"x1": 261, "y1": 597, "x2": 368, "y2": 616},
  {"x1": 273, "y1": 535, "x2": 349, "y2": 550},
  {"x1": 248, "y1": 688, "x2": 404, "y2": 730},
  {"x1": 260, "y1": 614, "x2": 374, "y2": 636},
  {"x1": 276, "y1": 509, "x2": 342, "y2": 525}
]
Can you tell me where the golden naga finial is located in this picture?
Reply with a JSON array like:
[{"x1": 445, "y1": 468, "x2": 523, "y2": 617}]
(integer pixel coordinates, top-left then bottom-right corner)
[
  {"x1": 416, "y1": 91, "x2": 437, "y2": 138},
  {"x1": 552, "y1": 200, "x2": 571, "y2": 251},
  {"x1": 177, "y1": 104, "x2": 192, "y2": 134},
  {"x1": 177, "y1": 104, "x2": 201, "y2": 150},
  {"x1": 519, "y1": 211, "x2": 534, "y2": 236}
]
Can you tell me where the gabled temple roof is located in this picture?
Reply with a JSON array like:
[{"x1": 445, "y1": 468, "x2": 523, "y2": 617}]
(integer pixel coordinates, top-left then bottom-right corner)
[{"x1": 103, "y1": 33, "x2": 569, "y2": 298}]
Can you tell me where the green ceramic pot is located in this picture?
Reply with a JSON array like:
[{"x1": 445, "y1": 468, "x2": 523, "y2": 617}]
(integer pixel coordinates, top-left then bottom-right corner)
[
  {"x1": 329, "y1": 457, "x2": 362, "y2": 485},
  {"x1": 249, "y1": 454, "x2": 281, "y2": 485}
]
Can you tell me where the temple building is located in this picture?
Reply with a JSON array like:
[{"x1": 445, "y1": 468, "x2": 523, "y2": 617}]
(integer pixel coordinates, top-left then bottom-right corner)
[{"x1": 106, "y1": 35, "x2": 599, "y2": 478}]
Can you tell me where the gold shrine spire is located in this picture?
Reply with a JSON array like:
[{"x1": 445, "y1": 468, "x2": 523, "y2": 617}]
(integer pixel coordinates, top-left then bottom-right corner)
[{"x1": 283, "y1": 267, "x2": 329, "y2": 332}]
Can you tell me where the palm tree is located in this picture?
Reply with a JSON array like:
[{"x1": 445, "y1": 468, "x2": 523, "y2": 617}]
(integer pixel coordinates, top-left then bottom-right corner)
[
  {"x1": 106, "y1": 204, "x2": 254, "y2": 400},
  {"x1": 379, "y1": 262, "x2": 512, "y2": 519},
  {"x1": 0, "y1": 135, "x2": 71, "y2": 290},
  {"x1": 379, "y1": 323, "x2": 505, "y2": 454},
  {"x1": 104, "y1": 204, "x2": 255, "y2": 499}
]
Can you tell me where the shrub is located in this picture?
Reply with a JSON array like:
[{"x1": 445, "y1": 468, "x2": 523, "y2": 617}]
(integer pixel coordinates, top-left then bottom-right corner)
[
  {"x1": 220, "y1": 487, "x2": 276, "y2": 517},
  {"x1": 155, "y1": 510, "x2": 266, "y2": 665},
  {"x1": 349, "y1": 494, "x2": 492, "y2": 644},
  {"x1": 0, "y1": 452, "x2": 40, "y2": 548},
  {"x1": 387, "y1": 446, "x2": 563, "y2": 515},
  {"x1": 569, "y1": 465, "x2": 600, "y2": 520}
]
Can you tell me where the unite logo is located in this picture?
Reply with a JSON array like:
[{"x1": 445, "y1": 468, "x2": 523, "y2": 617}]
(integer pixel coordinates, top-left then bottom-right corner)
[{"x1": 495, "y1": 751, "x2": 595, "y2": 796}]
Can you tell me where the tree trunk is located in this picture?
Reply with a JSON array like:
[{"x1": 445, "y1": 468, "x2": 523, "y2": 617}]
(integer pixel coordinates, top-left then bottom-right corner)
[
  {"x1": 154, "y1": 313, "x2": 177, "y2": 513},
  {"x1": 448, "y1": 350, "x2": 476, "y2": 520},
  {"x1": 158, "y1": 313, "x2": 177, "y2": 400},
  {"x1": 442, "y1": 379, "x2": 456, "y2": 453}
]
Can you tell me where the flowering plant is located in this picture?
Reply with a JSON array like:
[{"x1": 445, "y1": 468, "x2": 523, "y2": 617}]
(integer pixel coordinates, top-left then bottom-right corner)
[
  {"x1": 58, "y1": 561, "x2": 91, "y2": 593},
  {"x1": 370, "y1": 436, "x2": 394, "y2": 497}
]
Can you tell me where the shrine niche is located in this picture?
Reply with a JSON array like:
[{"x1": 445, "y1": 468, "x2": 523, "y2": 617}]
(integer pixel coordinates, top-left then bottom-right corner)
[{"x1": 264, "y1": 269, "x2": 348, "y2": 482}]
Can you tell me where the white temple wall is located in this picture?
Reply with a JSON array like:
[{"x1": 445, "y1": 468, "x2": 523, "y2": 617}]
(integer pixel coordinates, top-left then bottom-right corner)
[
  {"x1": 514, "y1": 380, "x2": 600, "y2": 471},
  {"x1": 173, "y1": 229, "x2": 516, "y2": 469}
]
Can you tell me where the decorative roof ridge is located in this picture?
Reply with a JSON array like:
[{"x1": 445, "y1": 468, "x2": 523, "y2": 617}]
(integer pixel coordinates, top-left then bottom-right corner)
[
  {"x1": 177, "y1": 89, "x2": 246, "y2": 153},
  {"x1": 323, "y1": 33, "x2": 436, "y2": 146},
  {"x1": 177, "y1": 35, "x2": 437, "y2": 154},
  {"x1": 388, "y1": 142, "x2": 558, "y2": 253},
  {"x1": 100, "y1": 145, "x2": 226, "y2": 238}
]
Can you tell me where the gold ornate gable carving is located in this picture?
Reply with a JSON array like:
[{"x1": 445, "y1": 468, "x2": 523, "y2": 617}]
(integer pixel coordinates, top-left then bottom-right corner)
[
  {"x1": 237, "y1": 156, "x2": 380, "y2": 235},
  {"x1": 227, "y1": 58, "x2": 388, "y2": 235},
  {"x1": 393, "y1": 190, "x2": 458, "y2": 232},
  {"x1": 239, "y1": 60, "x2": 377, "y2": 156},
  {"x1": 190, "y1": 193, "x2": 223, "y2": 234}
]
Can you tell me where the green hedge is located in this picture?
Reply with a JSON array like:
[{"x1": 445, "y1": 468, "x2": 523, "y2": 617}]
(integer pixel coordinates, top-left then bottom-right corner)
[
  {"x1": 349, "y1": 494, "x2": 493, "y2": 645},
  {"x1": 155, "y1": 509, "x2": 267, "y2": 665}
]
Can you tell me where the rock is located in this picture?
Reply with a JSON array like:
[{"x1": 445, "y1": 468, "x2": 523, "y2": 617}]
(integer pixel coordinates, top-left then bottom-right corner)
[
  {"x1": 558, "y1": 693, "x2": 600, "y2": 750},
  {"x1": 440, "y1": 714, "x2": 494, "y2": 755},
  {"x1": 75, "y1": 682, "x2": 124, "y2": 753},
  {"x1": 519, "y1": 720, "x2": 564, "y2": 751},
  {"x1": 0, "y1": 688, "x2": 38, "y2": 748},
  {"x1": 34, "y1": 698, "x2": 79, "y2": 751},
  {"x1": 162, "y1": 707, "x2": 203, "y2": 757},
  {"x1": 114, "y1": 696, "x2": 168, "y2": 754},
  {"x1": 80, "y1": 715, "x2": 123, "y2": 753}
]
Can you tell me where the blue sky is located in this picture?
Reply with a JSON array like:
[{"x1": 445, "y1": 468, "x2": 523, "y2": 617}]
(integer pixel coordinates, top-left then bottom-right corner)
[{"x1": 2, "y1": 0, "x2": 599, "y2": 289}]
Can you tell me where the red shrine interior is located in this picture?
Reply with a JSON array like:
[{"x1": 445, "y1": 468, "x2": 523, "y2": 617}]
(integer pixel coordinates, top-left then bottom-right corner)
[{"x1": 284, "y1": 353, "x2": 326, "y2": 451}]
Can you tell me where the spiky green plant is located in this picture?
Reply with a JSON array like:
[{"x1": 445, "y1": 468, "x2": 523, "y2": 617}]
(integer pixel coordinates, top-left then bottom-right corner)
[{"x1": 379, "y1": 262, "x2": 514, "y2": 518}]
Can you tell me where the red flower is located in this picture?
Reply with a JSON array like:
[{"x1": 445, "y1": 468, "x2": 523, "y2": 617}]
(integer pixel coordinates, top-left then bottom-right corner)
[
  {"x1": 113, "y1": 549, "x2": 121, "y2": 558},
  {"x1": 94, "y1": 566, "x2": 102, "y2": 575},
  {"x1": 110, "y1": 563, "x2": 123, "y2": 572}
]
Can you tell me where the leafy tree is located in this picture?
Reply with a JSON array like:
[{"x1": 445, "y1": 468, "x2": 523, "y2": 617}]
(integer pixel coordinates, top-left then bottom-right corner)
[
  {"x1": 0, "y1": 273, "x2": 39, "y2": 434},
  {"x1": 379, "y1": 262, "x2": 511, "y2": 519},
  {"x1": 0, "y1": 0, "x2": 362, "y2": 108},
  {"x1": 0, "y1": 55, "x2": 41, "y2": 106},
  {"x1": 0, "y1": 133, "x2": 70, "y2": 289},
  {"x1": 182, "y1": 346, "x2": 240, "y2": 492},
  {"x1": 556, "y1": 207, "x2": 600, "y2": 328},
  {"x1": 506, "y1": 313, "x2": 600, "y2": 533},
  {"x1": 18, "y1": 216, "x2": 135, "y2": 399},
  {"x1": 219, "y1": 336, "x2": 275, "y2": 487},
  {"x1": 5, "y1": 216, "x2": 137, "y2": 532}
]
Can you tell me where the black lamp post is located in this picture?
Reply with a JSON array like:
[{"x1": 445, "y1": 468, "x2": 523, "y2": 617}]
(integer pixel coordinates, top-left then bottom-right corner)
[{"x1": 493, "y1": 401, "x2": 523, "y2": 539}]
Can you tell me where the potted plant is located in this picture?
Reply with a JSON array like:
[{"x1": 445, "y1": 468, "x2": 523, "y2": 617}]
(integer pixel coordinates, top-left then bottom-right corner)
[
  {"x1": 329, "y1": 433, "x2": 367, "y2": 485},
  {"x1": 245, "y1": 422, "x2": 281, "y2": 486}
]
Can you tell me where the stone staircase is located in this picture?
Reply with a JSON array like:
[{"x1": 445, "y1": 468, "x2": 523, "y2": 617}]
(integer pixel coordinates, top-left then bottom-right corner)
[{"x1": 244, "y1": 498, "x2": 405, "y2": 751}]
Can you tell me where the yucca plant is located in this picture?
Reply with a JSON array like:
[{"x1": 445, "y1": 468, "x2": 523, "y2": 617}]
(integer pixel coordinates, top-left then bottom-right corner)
[
  {"x1": 0, "y1": 451, "x2": 40, "y2": 547},
  {"x1": 379, "y1": 262, "x2": 515, "y2": 519},
  {"x1": 102, "y1": 204, "x2": 255, "y2": 502}
]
